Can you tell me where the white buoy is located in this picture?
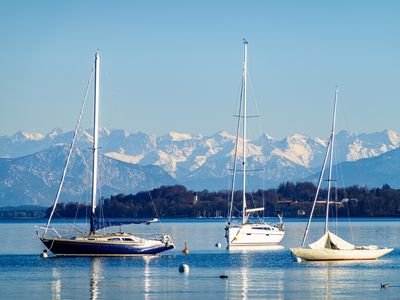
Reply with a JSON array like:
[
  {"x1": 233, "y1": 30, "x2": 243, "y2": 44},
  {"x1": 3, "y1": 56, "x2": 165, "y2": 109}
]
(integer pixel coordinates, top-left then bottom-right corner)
[
  {"x1": 179, "y1": 264, "x2": 189, "y2": 273},
  {"x1": 296, "y1": 256, "x2": 302, "y2": 263},
  {"x1": 215, "y1": 243, "x2": 222, "y2": 248},
  {"x1": 41, "y1": 250, "x2": 48, "y2": 258}
]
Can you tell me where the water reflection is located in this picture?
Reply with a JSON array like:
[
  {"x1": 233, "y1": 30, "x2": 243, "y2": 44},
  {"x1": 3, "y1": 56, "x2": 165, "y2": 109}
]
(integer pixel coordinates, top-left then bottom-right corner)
[
  {"x1": 51, "y1": 268, "x2": 61, "y2": 300},
  {"x1": 240, "y1": 265, "x2": 249, "y2": 300},
  {"x1": 228, "y1": 245, "x2": 285, "y2": 252},
  {"x1": 90, "y1": 258, "x2": 103, "y2": 300},
  {"x1": 143, "y1": 256, "x2": 155, "y2": 300},
  {"x1": 231, "y1": 250, "x2": 285, "y2": 300},
  {"x1": 286, "y1": 260, "x2": 391, "y2": 299}
]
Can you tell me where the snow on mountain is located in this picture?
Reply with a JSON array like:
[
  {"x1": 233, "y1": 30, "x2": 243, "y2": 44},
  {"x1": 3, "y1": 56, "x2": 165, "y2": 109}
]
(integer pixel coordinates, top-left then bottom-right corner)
[
  {"x1": 1, "y1": 128, "x2": 399, "y2": 191},
  {"x1": 47, "y1": 128, "x2": 64, "y2": 139},
  {"x1": 307, "y1": 146, "x2": 400, "y2": 188},
  {"x1": 0, "y1": 144, "x2": 176, "y2": 206},
  {"x1": 335, "y1": 130, "x2": 400, "y2": 162},
  {"x1": 10, "y1": 130, "x2": 44, "y2": 143},
  {"x1": 168, "y1": 131, "x2": 195, "y2": 141}
]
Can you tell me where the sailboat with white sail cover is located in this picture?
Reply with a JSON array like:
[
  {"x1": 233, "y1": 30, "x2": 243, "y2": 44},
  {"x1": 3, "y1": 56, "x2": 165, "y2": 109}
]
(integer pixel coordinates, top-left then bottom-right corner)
[
  {"x1": 290, "y1": 89, "x2": 393, "y2": 261},
  {"x1": 225, "y1": 39, "x2": 284, "y2": 247},
  {"x1": 35, "y1": 52, "x2": 174, "y2": 256}
]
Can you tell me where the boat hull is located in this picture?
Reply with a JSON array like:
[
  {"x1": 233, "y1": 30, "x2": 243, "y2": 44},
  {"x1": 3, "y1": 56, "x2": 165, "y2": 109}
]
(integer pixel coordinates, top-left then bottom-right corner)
[
  {"x1": 40, "y1": 238, "x2": 174, "y2": 256},
  {"x1": 226, "y1": 223, "x2": 284, "y2": 247},
  {"x1": 290, "y1": 247, "x2": 393, "y2": 261}
]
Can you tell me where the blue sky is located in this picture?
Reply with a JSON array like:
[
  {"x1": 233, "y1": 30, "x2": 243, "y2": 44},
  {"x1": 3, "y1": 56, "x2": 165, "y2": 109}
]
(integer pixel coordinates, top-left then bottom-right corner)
[{"x1": 1, "y1": 0, "x2": 399, "y2": 139}]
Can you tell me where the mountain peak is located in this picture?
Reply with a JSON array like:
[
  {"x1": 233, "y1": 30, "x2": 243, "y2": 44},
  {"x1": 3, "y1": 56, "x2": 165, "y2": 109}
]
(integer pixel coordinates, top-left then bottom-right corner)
[
  {"x1": 12, "y1": 130, "x2": 44, "y2": 142},
  {"x1": 167, "y1": 132, "x2": 193, "y2": 141},
  {"x1": 384, "y1": 129, "x2": 399, "y2": 145},
  {"x1": 47, "y1": 128, "x2": 64, "y2": 139}
]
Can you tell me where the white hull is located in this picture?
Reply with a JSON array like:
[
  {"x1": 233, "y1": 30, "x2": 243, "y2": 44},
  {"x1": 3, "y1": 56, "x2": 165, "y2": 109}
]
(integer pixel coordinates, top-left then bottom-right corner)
[
  {"x1": 290, "y1": 247, "x2": 393, "y2": 261},
  {"x1": 226, "y1": 223, "x2": 284, "y2": 247}
]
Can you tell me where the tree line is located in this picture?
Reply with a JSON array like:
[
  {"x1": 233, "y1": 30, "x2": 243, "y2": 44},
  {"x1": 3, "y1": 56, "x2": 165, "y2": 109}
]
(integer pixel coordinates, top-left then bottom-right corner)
[{"x1": 47, "y1": 182, "x2": 400, "y2": 219}]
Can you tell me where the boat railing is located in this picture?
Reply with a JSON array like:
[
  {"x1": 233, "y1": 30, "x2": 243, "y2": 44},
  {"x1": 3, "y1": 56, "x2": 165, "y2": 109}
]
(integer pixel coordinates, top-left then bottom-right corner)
[
  {"x1": 127, "y1": 232, "x2": 169, "y2": 241},
  {"x1": 35, "y1": 226, "x2": 62, "y2": 239},
  {"x1": 35, "y1": 225, "x2": 87, "y2": 239}
]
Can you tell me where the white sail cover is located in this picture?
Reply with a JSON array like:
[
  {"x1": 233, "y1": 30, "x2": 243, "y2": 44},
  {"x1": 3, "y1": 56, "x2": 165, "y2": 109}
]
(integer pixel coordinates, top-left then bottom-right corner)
[{"x1": 309, "y1": 231, "x2": 355, "y2": 250}]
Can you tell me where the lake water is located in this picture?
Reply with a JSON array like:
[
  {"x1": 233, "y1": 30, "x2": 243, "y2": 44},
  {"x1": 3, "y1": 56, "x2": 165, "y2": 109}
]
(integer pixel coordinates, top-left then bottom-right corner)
[{"x1": 0, "y1": 218, "x2": 399, "y2": 299}]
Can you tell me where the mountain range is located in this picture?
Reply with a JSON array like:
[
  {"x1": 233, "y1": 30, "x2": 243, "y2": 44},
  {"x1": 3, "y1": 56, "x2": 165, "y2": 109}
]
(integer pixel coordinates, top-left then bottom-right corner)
[{"x1": 1, "y1": 128, "x2": 399, "y2": 206}]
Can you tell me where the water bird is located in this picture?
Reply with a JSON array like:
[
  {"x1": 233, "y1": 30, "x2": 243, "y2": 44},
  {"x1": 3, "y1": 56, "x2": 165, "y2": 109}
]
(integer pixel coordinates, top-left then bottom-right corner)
[{"x1": 381, "y1": 283, "x2": 389, "y2": 289}]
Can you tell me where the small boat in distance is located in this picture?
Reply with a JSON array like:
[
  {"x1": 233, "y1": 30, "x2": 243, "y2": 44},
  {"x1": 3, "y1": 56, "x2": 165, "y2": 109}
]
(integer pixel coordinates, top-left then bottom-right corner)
[
  {"x1": 290, "y1": 89, "x2": 393, "y2": 261},
  {"x1": 225, "y1": 39, "x2": 284, "y2": 248},
  {"x1": 35, "y1": 52, "x2": 174, "y2": 256}
]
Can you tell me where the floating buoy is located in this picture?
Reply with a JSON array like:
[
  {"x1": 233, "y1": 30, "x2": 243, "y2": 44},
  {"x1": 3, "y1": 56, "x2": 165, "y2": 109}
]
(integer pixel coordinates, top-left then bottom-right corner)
[
  {"x1": 41, "y1": 249, "x2": 48, "y2": 258},
  {"x1": 215, "y1": 243, "x2": 222, "y2": 248},
  {"x1": 182, "y1": 242, "x2": 189, "y2": 254},
  {"x1": 296, "y1": 256, "x2": 302, "y2": 263},
  {"x1": 219, "y1": 275, "x2": 228, "y2": 279},
  {"x1": 179, "y1": 264, "x2": 190, "y2": 273}
]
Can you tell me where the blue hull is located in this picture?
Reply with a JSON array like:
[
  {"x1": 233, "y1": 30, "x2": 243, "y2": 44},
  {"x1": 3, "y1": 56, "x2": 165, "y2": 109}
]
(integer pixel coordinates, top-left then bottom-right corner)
[{"x1": 41, "y1": 238, "x2": 174, "y2": 256}]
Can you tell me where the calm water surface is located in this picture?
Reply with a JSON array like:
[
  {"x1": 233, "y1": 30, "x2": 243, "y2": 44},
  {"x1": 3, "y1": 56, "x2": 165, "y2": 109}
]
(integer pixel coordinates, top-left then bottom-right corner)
[{"x1": 0, "y1": 218, "x2": 399, "y2": 299}]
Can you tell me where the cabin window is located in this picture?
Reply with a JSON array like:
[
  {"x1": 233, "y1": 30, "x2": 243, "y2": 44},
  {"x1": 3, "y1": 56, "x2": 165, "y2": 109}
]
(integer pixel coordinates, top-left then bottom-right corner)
[
  {"x1": 108, "y1": 238, "x2": 121, "y2": 241},
  {"x1": 123, "y1": 238, "x2": 134, "y2": 241}
]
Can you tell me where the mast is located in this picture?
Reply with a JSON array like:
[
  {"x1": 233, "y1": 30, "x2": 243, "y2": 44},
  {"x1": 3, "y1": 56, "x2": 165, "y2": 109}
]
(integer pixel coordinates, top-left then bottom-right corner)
[
  {"x1": 242, "y1": 39, "x2": 248, "y2": 225},
  {"x1": 90, "y1": 52, "x2": 100, "y2": 235},
  {"x1": 324, "y1": 88, "x2": 339, "y2": 234}
]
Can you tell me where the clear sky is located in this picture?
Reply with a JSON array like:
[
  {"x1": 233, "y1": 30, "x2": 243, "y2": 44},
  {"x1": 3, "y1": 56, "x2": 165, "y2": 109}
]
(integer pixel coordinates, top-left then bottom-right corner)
[{"x1": 1, "y1": 0, "x2": 399, "y2": 139}]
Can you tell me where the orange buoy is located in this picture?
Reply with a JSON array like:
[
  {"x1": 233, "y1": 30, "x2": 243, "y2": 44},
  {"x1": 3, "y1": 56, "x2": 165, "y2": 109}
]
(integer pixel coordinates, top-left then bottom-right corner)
[{"x1": 182, "y1": 242, "x2": 189, "y2": 254}]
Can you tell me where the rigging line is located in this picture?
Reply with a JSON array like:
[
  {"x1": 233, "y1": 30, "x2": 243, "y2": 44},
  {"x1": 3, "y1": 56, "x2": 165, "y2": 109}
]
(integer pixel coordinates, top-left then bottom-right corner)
[
  {"x1": 72, "y1": 162, "x2": 90, "y2": 233},
  {"x1": 228, "y1": 75, "x2": 244, "y2": 223},
  {"x1": 137, "y1": 164, "x2": 165, "y2": 232},
  {"x1": 301, "y1": 137, "x2": 332, "y2": 247},
  {"x1": 335, "y1": 123, "x2": 356, "y2": 243},
  {"x1": 227, "y1": 167, "x2": 232, "y2": 218},
  {"x1": 44, "y1": 66, "x2": 94, "y2": 235}
]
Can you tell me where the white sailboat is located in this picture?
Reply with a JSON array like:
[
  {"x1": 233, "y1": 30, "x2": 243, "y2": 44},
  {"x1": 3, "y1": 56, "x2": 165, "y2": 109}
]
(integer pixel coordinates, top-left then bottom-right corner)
[
  {"x1": 225, "y1": 39, "x2": 284, "y2": 247},
  {"x1": 35, "y1": 52, "x2": 174, "y2": 256},
  {"x1": 290, "y1": 89, "x2": 393, "y2": 261}
]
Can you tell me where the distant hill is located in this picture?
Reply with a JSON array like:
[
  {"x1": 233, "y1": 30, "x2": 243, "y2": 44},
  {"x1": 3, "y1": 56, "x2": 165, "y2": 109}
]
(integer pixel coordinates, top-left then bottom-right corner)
[
  {"x1": 307, "y1": 147, "x2": 400, "y2": 188},
  {"x1": 0, "y1": 144, "x2": 176, "y2": 207}
]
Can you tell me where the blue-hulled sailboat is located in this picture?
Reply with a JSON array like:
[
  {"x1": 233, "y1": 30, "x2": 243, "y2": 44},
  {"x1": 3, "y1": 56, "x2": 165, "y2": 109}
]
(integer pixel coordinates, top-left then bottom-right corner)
[{"x1": 35, "y1": 52, "x2": 174, "y2": 256}]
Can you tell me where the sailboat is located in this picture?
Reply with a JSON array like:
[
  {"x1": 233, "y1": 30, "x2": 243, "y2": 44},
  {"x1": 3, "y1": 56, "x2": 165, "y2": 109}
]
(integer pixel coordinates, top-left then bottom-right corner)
[
  {"x1": 290, "y1": 89, "x2": 393, "y2": 261},
  {"x1": 225, "y1": 40, "x2": 284, "y2": 247},
  {"x1": 35, "y1": 52, "x2": 174, "y2": 256}
]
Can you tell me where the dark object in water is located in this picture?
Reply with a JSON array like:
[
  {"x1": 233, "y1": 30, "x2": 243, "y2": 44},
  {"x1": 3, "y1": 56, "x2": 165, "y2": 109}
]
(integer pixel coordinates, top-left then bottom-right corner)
[
  {"x1": 381, "y1": 283, "x2": 389, "y2": 289},
  {"x1": 219, "y1": 275, "x2": 228, "y2": 279}
]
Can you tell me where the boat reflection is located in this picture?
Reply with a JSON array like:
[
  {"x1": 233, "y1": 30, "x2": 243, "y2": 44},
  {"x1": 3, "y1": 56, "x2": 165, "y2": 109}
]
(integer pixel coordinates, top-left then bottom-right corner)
[
  {"x1": 228, "y1": 245, "x2": 284, "y2": 252},
  {"x1": 90, "y1": 258, "x2": 103, "y2": 300},
  {"x1": 230, "y1": 250, "x2": 284, "y2": 300},
  {"x1": 51, "y1": 268, "x2": 61, "y2": 300}
]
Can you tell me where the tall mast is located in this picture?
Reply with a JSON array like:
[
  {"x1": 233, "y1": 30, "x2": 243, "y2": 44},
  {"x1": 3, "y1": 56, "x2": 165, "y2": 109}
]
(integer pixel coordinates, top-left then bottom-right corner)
[
  {"x1": 90, "y1": 52, "x2": 100, "y2": 235},
  {"x1": 242, "y1": 39, "x2": 248, "y2": 225},
  {"x1": 324, "y1": 88, "x2": 339, "y2": 233}
]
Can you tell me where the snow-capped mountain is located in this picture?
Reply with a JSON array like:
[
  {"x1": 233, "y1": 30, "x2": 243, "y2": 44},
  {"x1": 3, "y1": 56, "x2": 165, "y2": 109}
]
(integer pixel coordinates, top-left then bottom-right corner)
[
  {"x1": 0, "y1": 144, "x2": 176, "y2": 206},
  {"x1": 307, "y1": 146, "x2": 400, "y2": 188},
  {"x1": 0, "y1": 128, "x2": 399, "y2": 197}
]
